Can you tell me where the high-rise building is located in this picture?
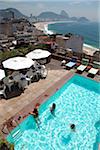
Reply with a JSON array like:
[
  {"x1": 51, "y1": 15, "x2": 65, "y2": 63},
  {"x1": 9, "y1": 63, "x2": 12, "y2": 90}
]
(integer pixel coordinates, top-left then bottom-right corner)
[
  {"x1": 0, "y1": 21, "x2": 13, "y2": 36},
  {"x1": 56, "y1": 34, "x2": 84, "y2": 53}
]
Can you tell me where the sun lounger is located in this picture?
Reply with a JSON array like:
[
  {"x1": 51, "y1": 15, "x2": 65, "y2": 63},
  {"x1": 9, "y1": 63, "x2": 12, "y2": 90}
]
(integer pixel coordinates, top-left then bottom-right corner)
[
  {"x1": 88, "y1": 68, "x2": 99, "y2": 77},
  {"x1": 77, "y1": 65, "x2": 87, "y2": 73},
  {"x1": 82, "y1": 58, "x2": 89, "y2": 66},
  {"x1": 65, "y1": 62, "x2": 76, "y2": 69},
  {"x1": 88, "y1": 68, "x2": 98, "y2": 75},
  {"x1": 82, "y1": 58, "x2": 89, "y2": 63},
  {"x1": 93, "y1": 61, "x2": 100, "y2": 69}
]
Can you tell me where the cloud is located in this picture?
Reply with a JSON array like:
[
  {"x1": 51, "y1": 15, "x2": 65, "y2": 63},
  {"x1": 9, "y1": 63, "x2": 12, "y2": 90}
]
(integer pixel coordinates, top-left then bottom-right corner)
[
  {"x1": 36, "y1": 3, "x2": 45, "y2": 9},
  {"x1": 0, "y1": 0, "x2": 97, "y2": 2},
  {"x1": 68, "y1": 0, "x2": 98, "y2": 5},
  {"x1": 0, "y1": 0, "x2": 20, "y2": 1},
  {"x1": 0, "y1": 0, "x2": 20, "y2": 2}
]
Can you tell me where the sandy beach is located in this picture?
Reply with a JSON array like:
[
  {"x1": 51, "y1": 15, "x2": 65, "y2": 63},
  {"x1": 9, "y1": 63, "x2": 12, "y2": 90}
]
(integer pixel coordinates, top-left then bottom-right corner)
[
  {"x1": 34, "y1": 22, "x2": 51, "y2": 31},
  {"x1": 34, "y1": 21, "x2": 74, "y2": 32},
  {"x1": 34, "y1": 21, "x2": 56, "y2": 34},
  {"x1": 83, "y1": 44, "x2": 99, "y2": 55},
  {"x1": 34, "y1": 21, "x2": 99, "y2": 54}
]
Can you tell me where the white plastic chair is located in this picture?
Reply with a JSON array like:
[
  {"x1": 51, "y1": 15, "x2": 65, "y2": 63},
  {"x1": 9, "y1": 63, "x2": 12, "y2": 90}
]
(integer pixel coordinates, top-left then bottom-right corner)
[
  {"x1": 3, "y1": 77, "x2": 14, "y2": 92},
  {"x1": 40, "y1": 68, "x2": 48, "y2": 79},
  {"x1": 18, "y1": 78, "x2": 28, "y2": 91},
  {"x1": 13, "y1": 74, "x2": 21, "y2": 82},
  {"x1": 25, "y1": 69, "x2": 33, "y2": 84},
  {"x1": 32, "y1": 71, "x2": 40, "y2": 82},
  {"x1": 61, "y1": 60, "x2": 66, "y2": 66},
  {"x1": 0, "y1": 85, "x2": 7, "y2": 99},
  {"x1": 12, "y1": 71, "x2": 19, "y2": 77},
  {"x1": 41, "y1": 65, "x2": 46, "y2": 69}
]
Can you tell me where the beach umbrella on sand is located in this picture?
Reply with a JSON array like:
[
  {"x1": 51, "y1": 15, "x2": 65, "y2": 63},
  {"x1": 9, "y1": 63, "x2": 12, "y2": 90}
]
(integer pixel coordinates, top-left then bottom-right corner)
[
  {"x1": 2, "y1": 57, "x2": 34, "y2": 70},
  {"x1": 0, "y1": 69, "x2": 5, "y2": 80},
  {"x1": 26, "y1": 49, "x2": 51, "y2": 60}
]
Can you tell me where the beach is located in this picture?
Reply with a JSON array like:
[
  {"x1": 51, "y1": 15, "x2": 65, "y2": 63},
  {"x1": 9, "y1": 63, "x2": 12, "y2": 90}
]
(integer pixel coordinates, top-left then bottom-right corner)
[
  {"x1": 34, "y1": 21, "x2": 99, "y2": 54},
  {"x1": 34, "y1": 22, "x2": 51, "y2": 31},
  {"x1": 83, "y1": 44, "x2": 99, "y2": 55},
  {"x1": 34, "y1": 21, "x2": 75, "y2": 33},
  {"x1": 34, "y1": 21, "x2": 55, "y2": 35}
]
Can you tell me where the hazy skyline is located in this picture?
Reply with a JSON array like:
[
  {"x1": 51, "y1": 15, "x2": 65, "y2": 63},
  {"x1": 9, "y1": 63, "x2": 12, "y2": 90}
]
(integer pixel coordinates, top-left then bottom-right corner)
[{"x1": 0, "y1": 0, "x2": 99, "y2": 21}]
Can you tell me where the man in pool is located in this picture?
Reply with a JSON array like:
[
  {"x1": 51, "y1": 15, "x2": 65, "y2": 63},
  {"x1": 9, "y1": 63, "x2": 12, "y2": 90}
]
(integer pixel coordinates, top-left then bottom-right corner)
[
  {"x1": 50, "y1": 103, "x2": 56, "y2": 116},
  {"x1": 70, "y1": 124, "x2": 76, "y2": 132}
]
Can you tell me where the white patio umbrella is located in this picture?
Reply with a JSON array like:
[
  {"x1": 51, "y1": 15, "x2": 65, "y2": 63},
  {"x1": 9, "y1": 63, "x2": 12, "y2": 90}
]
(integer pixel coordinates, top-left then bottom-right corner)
[
  {"x1": 2, "y1": 57, "x2": 34, "y2": 70},
  {"x1": 0, "y1": 69, "x2": 5, "y2": 80},
  {"x1": 26, "y1": 49, "x2": 51, "y2": 60}
]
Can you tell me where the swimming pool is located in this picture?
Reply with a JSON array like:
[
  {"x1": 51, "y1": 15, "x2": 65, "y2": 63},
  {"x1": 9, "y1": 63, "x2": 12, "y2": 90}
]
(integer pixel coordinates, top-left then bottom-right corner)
[{"x1": 7, "y1": 74, "x2": 100, "y2": 150}]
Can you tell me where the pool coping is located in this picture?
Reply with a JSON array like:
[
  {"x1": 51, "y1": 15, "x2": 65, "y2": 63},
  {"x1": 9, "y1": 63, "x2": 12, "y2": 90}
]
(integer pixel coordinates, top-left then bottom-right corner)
[{"x1": 0, "y1": 71, "x2": 75, "y2": 138}]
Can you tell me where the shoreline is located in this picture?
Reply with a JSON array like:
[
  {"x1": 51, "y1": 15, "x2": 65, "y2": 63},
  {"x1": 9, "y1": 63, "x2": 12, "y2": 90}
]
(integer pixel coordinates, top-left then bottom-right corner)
[
  {"x1": 34, "y1": 21, "x2": 56, "y2": 35},
  {"x1": 34, "y1": 21, "x2": 99, "y2": 53}
]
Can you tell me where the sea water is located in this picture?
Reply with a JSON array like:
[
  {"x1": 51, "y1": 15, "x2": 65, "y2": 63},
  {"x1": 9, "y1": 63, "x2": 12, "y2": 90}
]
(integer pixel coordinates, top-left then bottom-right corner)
[{"x1": 48, "y1": 21, "x2": 99, "y2": 49}]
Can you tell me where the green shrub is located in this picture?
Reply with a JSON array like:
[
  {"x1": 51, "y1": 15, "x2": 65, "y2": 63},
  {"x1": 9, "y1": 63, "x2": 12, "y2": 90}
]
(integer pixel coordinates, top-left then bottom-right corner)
[{"x1": 0, "y1": 136, "x2": 14, "y2": 150}]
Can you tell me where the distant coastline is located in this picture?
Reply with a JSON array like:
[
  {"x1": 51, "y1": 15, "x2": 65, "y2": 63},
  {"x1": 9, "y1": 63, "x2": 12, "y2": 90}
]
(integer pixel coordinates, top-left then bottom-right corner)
[
  {"x1": 48, "y1": 21, "x2": 99, "y2": 49},
  {"x1": 34, "y1": 21, "x2": 55, "y2": 34},
  {"x1": 34, "y1": 21, "x2": 76, "y2": 33},
  {"x1": 34, "y1": 21, "x2": 99, "y2": 53}
]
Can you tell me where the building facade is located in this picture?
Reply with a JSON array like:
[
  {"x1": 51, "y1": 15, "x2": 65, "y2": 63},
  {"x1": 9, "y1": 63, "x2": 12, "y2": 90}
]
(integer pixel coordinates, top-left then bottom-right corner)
[
  {"x1": 0, "y1": 21, "x2": 13, "y2": 36},
  {"x1": 56, "y1": 34, "x2": 84, "y2": 53}
]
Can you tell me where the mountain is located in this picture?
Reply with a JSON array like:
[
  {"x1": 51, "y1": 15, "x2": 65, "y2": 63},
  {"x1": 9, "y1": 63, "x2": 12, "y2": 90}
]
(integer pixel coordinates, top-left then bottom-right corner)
[
  {"x1": 38, "y1": 11, "x2": 69, "y2": 20},
  {"x1": 0, "y1": 8, "x2": 89, "y2": 23},
  {"x1": 77, "y1": 17, "x2": 89, "y2": 22},
  {"x1": 38, "y1": 12, "x2": 60, "y2": 19},
  {"x1": 60, "y1": 10, "x2": 69, "y2": 18},
  {"x1": 70, "y1": 17, "x2": 78, "y2": 21},
  {"x1": 0, "y1": 8, "x2": 28, "y2": 21},
  {"x1": 37, "y1": 10, "x2": 89, "y2": 22}
]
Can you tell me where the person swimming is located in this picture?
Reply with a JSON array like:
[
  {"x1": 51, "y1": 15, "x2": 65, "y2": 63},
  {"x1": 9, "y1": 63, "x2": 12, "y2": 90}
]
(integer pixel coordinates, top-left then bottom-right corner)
[
  {"x1": 50, "y1": 103, "x2": 56, "y2": 115},
  {"x1": 35, "y1": 103, "x2": 40, "y2": 109},
  {"x1": 30, "y1": 108, "x2": 39, "y2": 118},
  {"x1": 70, "y1": 124, "x2": 76, "y2": 132},
  {"x1": 29, "y1": 108, "x2": 40, "y2": 127}
]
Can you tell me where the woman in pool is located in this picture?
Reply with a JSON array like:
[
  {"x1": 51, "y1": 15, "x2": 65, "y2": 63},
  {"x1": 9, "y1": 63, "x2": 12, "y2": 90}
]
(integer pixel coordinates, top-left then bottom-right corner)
[
  {"x1": 70, "y1": 124, "x2": 76, "y2": 132},
  {"x1": 35, "y1": 103, "x2": 40, "y2": 109},
  {"x1": 30, "y1": 108, "x2": 39, "y2": 118},
  {"x1": 29, "y1": 108, "x2": 40, "y2": 126},
  {"x1": 50, "y1": 103, "x2": 56, "y2": 115}
]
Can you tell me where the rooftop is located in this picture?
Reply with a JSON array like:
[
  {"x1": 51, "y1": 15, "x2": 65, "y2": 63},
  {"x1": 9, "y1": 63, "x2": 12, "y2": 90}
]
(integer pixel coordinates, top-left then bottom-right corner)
[{"x1": 0, "y1": 59, "x2": 99, "y2": 137}]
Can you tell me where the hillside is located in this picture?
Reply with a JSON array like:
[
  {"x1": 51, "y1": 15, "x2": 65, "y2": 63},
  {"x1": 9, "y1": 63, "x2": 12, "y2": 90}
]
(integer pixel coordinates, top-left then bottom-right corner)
[
  {"x1": 0, "y1": 8, "x2": 28, "y2": 21},
  {"x1": 37, "y1": 10, "x2": 89, "y2": 22},
  {"x1": 38, "y1": 11, "x2": 69, "y2": 20},
  {"x1": 0, "y1": 8, "x2": 89, "y2": 22}
]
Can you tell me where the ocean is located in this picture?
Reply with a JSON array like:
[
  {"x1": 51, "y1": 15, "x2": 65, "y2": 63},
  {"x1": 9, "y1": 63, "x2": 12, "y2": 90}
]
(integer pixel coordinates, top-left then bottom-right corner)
[{"x1": 48, "y1": 21, "x2": 99, "y2": 49}]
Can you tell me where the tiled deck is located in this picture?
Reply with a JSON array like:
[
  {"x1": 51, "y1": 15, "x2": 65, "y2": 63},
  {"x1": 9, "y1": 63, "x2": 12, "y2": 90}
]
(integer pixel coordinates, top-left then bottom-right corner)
[
  {"x1": 0, "y1": 59, "x2": 99, "y2": 137},
  {"x1": 0, "y1": 59, "x2": 73, "y2": 127}
]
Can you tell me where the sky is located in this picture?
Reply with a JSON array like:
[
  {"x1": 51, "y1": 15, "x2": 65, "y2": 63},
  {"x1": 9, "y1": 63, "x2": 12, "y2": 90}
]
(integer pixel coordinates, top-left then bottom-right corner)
[{"x1": 0, "y1": 0, "x2": 99, "y2": 21}]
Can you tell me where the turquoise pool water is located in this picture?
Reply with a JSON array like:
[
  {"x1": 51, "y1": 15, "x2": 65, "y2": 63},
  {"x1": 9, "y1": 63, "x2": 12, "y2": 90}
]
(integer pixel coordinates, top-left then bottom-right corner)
[{"x1": 7, "y1": 75, "x2": 100, "y2": 150}]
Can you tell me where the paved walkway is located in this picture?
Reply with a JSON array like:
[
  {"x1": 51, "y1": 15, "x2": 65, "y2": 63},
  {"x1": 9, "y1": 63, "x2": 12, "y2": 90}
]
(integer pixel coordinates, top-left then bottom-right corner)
[{"x1": 0, "y1": 67, "x2": 71, "y2": 125}]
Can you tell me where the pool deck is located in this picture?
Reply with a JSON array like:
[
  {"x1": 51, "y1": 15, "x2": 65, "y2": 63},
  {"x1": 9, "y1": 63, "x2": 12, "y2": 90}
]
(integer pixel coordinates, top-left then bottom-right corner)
[{"x1": 0, "y1": 59, "x2": 100, "y2": 138}]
